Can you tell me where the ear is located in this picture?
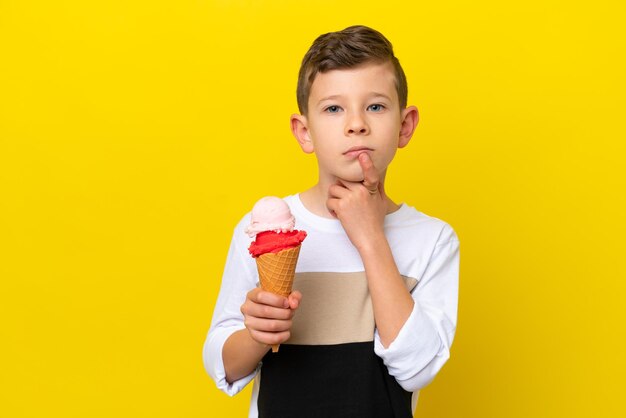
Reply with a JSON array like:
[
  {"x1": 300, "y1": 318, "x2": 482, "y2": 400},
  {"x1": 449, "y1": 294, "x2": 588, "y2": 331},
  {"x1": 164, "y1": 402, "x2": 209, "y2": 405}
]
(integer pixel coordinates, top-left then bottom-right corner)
[
  {"x1": 290, "y1": 113, "x2": 315, "y2": 154},
  {"x1": 398, "y1": 106, "x2": 419, "y2": 148}
]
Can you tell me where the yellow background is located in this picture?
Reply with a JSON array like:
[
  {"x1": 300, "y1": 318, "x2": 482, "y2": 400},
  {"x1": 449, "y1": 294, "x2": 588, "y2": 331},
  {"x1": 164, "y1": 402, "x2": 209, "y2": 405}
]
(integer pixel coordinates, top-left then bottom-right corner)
[{"x1": 1, "y1": 1, "x2": 625, "y2": 416}]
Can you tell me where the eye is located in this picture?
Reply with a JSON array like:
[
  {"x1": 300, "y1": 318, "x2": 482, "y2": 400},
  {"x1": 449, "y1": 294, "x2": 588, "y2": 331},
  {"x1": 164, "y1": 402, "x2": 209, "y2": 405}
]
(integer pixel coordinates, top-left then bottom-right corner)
[
  {"x1": 368, "y1": 104, "x2": 385, "y2": 112},
  {"x1": 324, "y1": 105, "x2": 342, "y2": 113}
]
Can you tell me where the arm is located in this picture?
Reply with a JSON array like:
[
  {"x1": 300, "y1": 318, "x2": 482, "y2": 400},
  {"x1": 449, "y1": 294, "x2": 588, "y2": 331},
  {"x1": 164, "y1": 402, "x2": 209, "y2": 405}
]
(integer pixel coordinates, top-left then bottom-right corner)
[
  {"x1": 327, "y1": 153, "x2": 459, "y2": 391},
  {"x1": 327, "y1": 153, "x2": 414, "y2": 346},
  {"x1": 358, "y1": 236, "x2": 414, "y2": 347},
  {"x1": 373, "y1": 232, "x2": 459, "y2": 391},
  {"x1": 203, "y1": 223, "x2": 302, "y2": 393},
  {"x1": 222, "y1": 329, "x2": 269, "y2": 383},
  {"x1": 203, "y1": 230, "x2": 259, "y2": 396},
  {"x1": 223, "y1": 288, "x2": 301, "y2": 383}
]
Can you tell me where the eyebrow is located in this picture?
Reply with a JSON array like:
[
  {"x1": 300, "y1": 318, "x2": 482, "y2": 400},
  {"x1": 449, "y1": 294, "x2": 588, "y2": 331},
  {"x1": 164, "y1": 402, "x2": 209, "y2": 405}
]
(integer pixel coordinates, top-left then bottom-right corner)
[{"x1": 317, "y1": 93, "x2": 392, "y2": 105}]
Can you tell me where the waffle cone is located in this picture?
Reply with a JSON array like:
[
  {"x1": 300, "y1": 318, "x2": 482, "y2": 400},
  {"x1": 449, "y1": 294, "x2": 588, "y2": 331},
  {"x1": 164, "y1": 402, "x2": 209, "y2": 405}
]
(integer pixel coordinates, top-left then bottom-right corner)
[
  {"x1": 255, "y1": 245, "x2": 301, "y2": 352},
  {"x1": 256, "y1": 245, "x2": 301, "y2": 297}
]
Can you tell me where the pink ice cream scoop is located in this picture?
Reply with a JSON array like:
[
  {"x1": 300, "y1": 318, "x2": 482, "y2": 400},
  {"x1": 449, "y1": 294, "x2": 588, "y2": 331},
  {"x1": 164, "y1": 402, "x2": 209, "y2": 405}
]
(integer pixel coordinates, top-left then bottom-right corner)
[{"x1": 245, "y1": 196, "x2": 296, "y2": 238}]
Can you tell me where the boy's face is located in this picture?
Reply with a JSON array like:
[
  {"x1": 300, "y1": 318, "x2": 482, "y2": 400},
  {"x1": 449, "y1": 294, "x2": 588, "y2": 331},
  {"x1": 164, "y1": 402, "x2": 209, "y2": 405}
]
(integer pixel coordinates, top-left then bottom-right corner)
[{"x1": 292, "y1": 61, "x2": 418, "y2": 183}]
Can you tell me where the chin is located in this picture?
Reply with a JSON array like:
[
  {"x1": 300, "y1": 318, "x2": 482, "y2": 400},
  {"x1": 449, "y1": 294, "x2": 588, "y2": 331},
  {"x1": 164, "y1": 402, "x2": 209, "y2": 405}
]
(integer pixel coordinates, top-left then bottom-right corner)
[{"x1": 335, "y1": 170, "x2": 365, "y2": 183}]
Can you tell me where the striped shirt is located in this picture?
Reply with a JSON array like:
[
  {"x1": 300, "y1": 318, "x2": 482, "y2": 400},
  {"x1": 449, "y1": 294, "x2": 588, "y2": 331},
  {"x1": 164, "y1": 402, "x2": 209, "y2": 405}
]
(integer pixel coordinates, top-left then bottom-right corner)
[{"x1": 204, "y1": 194, "x2": 459, "y2": 417}]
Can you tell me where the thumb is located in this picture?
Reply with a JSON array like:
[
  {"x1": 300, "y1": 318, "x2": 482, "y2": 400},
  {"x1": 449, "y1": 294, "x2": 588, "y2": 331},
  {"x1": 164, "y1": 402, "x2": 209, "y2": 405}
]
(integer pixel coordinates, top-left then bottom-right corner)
[
  {"x1": 288, "y1": 290, "x2": 302, "y2": 309},
  {"x1": 378, "y1": 180, "x2": 386, "y2": 200}
]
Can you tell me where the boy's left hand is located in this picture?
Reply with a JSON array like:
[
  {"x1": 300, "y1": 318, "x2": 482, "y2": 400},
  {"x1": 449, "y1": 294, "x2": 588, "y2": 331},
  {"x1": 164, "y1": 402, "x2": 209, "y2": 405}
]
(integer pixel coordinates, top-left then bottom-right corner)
[{"x1": 327, "y1": 153, "x2": 387, "y2": 252}]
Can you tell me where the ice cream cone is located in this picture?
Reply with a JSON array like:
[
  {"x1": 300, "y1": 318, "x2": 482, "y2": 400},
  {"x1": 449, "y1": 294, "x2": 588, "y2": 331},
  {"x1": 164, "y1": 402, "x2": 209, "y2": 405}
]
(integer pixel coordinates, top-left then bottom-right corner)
[
  {"x1": 255, "y1": 245, "x2": 301, "y2": 352},
  {"x1": 246, "y1": 196, "x2": 307, "y2": 353}
]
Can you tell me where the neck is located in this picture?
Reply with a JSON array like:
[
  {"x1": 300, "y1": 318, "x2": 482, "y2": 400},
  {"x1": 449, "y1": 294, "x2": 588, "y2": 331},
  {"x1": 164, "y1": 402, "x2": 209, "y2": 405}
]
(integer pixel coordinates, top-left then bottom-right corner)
[{"x1": 299, "y1": 172, "x2": 401, "y2": 219}]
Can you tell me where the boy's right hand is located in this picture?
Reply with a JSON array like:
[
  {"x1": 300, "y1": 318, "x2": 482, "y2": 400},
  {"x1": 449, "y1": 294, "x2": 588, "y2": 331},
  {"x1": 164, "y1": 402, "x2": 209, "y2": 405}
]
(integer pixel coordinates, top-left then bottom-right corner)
[{"x1": 240, "y1": 288, "x2": 302, "y2": 347}]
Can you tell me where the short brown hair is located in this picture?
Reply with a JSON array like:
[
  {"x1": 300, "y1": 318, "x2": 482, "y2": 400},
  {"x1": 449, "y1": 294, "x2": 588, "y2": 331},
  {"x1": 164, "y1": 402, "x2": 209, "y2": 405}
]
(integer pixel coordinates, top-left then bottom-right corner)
[{"x1": 296, "y1": 25, "x2": 408, "y2": 116}]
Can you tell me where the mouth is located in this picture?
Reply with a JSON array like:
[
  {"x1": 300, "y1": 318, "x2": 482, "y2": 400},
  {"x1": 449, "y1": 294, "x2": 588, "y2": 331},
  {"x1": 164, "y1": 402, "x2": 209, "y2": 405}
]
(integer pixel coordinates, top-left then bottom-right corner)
[{"x1": 343, "y1": 146, "x2": 374, "y2": 159}]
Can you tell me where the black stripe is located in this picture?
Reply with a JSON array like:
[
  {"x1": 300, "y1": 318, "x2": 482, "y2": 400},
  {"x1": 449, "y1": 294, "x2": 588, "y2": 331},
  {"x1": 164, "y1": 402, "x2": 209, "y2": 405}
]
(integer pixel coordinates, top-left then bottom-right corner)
[{"x1": 258, "y1": 342, "x2": 412, "y2": 418}]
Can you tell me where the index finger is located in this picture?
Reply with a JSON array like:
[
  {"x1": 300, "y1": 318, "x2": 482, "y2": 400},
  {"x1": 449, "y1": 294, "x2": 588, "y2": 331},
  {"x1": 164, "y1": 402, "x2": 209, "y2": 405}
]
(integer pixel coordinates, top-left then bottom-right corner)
[
  {"x1": 253, "y1": 289, "x2": 290, "y2": 308},
  {"x1": 358, "y1": 152, "x2": 379, "y2": 190}
]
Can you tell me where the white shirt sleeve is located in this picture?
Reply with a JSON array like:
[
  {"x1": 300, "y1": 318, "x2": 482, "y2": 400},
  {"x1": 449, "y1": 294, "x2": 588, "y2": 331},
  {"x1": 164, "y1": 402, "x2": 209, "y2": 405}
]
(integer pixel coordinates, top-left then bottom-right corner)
[
  {"x1": 374, "y1": 224, "x2": 460, "y2": 392},
  {"x1": 202, "y1": 224, "x2": 260, "y2": 396}
]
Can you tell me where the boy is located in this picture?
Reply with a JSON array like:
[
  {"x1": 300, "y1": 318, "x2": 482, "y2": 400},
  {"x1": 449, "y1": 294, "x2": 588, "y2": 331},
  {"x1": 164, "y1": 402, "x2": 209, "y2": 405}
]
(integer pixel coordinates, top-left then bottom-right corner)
[{"x1": 204, "y1": 25, "x2": 459, "y2": 417}]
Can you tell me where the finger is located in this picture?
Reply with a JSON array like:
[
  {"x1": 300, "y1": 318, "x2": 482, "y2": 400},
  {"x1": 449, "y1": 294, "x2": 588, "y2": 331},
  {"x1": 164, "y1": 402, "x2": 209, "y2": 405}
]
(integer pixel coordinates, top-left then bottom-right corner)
[
  {"x1": 358, "y1": 153, "x2": 379, "y2": 191},
  {"x1": 251, "y1": 289, "x2": 289, "y2": 308},
  {"x1": 326, "y1": 197, "x2": 340, "y2": 218},
  {"x1": 334, "y1": 178, "x2": 360, "y2": 191},
  {"x1": 241, "y1": 302, "x2": 291, "y2": 320},
  {"x1": 328, "y1": 183, "x2": 350, "y2": 199},
  {"x1": 249, "y1": 329, "x2": 291, "y2": 346},
  {"x1": 245, "y1": 316, "x2": 293, "y2": 333}
]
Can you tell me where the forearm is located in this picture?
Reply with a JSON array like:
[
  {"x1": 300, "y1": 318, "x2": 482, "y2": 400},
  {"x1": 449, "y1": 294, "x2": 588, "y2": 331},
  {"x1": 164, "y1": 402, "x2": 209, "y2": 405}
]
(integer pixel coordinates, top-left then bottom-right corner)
[
  {"x1": 222, "y1": 329, "x2": 270, "y2": 383},
  {"x1": 359, "y1": 235, "x2": 414, "y2": 348}
]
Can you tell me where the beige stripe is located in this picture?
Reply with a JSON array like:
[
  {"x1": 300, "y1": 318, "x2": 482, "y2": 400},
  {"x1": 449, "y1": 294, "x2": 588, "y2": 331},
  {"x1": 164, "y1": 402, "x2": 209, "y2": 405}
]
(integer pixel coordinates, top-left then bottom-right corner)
[{"x1": 286, "y1": 272, "x2": 418, "y2": 346}]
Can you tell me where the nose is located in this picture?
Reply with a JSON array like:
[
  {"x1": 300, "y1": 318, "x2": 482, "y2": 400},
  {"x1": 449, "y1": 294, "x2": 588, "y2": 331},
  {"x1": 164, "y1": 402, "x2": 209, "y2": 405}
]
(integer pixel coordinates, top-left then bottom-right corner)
[{"x1": 345, "y1": 111, "x2": 370, "y2": 136}]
